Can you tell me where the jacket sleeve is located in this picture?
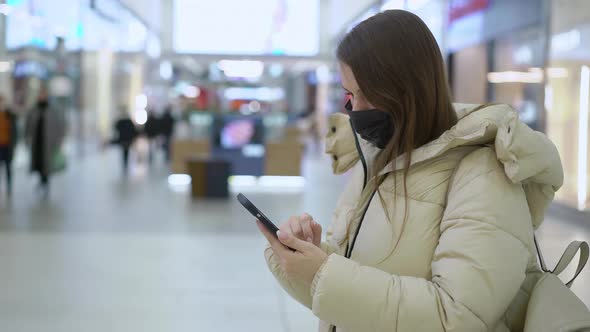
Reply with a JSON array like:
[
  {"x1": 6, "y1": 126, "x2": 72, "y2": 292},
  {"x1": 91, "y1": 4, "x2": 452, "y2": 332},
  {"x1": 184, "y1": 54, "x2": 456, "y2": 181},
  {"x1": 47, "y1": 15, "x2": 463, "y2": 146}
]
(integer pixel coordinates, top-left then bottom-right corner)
[
  {"x1": 264, "y1": 210, "x2": 347, "y2": 309},
  {"x1": 310, "y1": 148, "x2": 532, "y2": 331},
  {"x1": 264, "y1": 245, "x2": 313, "y2": 308},
  {"x1": 264, "y1": 163, "x2": 363, "y2": 309}
]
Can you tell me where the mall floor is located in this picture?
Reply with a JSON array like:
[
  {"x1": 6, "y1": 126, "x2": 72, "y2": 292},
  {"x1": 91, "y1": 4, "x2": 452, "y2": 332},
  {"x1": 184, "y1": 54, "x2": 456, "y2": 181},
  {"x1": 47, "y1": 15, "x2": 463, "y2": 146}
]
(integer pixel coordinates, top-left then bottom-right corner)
[{"x1": 0, "y1": 146, "x2": 588, "y2": 332}]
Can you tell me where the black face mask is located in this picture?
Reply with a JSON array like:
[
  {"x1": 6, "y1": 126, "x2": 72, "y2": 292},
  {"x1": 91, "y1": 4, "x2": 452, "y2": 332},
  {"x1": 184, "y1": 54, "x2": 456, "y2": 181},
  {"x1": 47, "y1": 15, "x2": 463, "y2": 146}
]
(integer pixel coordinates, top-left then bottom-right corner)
[
  {"x1": 38, "y1": 101, "x2": 49, "y2": 109},
  {"x1": 345, "y1": 100, "x2": 394, "y2": 149}
]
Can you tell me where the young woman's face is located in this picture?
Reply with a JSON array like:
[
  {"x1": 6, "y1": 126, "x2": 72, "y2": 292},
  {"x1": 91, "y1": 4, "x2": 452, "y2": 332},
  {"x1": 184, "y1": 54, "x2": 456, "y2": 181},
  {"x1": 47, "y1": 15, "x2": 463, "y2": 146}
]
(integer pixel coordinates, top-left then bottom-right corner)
[{"x1": 339, "y1": 62, "x2": 375, "y2": 111}]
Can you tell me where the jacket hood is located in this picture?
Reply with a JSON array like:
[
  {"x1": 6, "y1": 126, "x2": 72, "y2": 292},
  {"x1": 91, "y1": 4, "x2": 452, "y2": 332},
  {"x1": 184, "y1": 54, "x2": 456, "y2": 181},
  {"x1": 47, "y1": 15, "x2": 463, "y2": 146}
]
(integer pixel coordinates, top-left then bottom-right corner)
[
  {"x1": 325, "y1": 103, "x2": 564, "y2": 229},
  {"x1": 325, "y1": 112, "x2": 359, "y2": 174}
]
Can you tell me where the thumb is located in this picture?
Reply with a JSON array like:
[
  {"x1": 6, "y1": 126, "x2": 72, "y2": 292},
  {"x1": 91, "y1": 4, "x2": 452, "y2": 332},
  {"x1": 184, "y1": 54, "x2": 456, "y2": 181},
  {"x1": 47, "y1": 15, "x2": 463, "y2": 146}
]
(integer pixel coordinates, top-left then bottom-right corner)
[{"x1": 277, "y1": 230, "x2": 312, "y2": 252}]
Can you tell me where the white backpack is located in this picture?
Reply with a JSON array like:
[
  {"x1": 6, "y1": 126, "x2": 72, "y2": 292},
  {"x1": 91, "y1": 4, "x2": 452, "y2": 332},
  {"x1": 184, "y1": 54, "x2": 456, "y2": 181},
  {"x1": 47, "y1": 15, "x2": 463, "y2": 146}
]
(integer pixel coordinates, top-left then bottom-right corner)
[{"x1": 524, "y1": 236, "x2": 590, "y2": 331}]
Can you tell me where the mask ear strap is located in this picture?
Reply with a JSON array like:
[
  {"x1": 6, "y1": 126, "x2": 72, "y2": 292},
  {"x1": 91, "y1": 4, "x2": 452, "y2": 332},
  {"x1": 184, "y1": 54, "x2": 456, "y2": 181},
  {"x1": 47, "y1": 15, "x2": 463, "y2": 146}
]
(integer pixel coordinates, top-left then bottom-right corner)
[{"x1": 345, "y1": 100, "x2": 352, "y2": 111}]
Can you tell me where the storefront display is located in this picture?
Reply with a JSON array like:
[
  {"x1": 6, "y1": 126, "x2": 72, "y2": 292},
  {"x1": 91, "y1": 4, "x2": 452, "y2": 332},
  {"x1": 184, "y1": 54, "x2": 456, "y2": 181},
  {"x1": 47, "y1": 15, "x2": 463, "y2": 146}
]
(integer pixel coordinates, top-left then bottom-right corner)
[
  {"x1": 446, "y1": 0, "x2": 546, "y2": 122},
  {"x1": 6, "y1": 0, "x2": 83, "y2": 50},
  {"x1": 490, "y1": 27, "x2": 545, "y2": 130},
  {"x1": 448, "y1": 0, "x2": 489, "y2": 24},
  {"x1": 545, "y1": 0, "x2": 590, "y2": 210},
  {"x1": 446, "y1": 0, "x2": 590, "y2": 211},
  {"x1": 5, "y1": 0, "x2": 149, "y2": 52},
  {"x1": 450, "y1": 44, "x2": 488, "y2": 104}
]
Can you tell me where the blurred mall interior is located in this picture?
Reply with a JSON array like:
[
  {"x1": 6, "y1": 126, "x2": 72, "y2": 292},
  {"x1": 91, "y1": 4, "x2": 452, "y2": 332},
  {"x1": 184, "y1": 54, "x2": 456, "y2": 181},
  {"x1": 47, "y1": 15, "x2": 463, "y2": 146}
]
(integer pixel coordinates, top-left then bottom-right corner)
[{"x1": 0, "y1": 0, "x2": 589, "y2": 331}]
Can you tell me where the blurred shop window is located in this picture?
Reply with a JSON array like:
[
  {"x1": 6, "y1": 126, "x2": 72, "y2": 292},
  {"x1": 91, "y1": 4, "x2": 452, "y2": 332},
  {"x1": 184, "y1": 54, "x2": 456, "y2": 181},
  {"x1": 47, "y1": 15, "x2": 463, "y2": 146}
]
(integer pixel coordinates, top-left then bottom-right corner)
[
  {"x1": 6, "y1": 0, "x2": 83, "y2": 50},
  {"x1": 451, "y1": 45, "x2": 488, "y2": 104},
  {"x1": 545, "y1": 0, "x2": 590, "y2": 211},
  {"x1": 220, "y1": 119, "x2": 255, "y2": 149},
  {"x1": 490, "y1": 27, "x2": 545, "y2": 130}
]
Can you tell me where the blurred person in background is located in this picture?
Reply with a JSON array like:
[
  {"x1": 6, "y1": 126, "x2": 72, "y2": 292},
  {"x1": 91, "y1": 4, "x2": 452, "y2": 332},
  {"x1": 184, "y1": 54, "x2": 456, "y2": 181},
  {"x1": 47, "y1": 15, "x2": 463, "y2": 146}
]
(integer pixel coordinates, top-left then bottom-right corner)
[
  {"x1": 159, "y1": 105, "x2": 175, "y2": 163},
  {"x1": 111, "y1": 106, "x2": 138, "y2": 175},
  {"x1": 258, "y1": 10, "x2": 575, "y2": 332},
  {"x1": 0, "y1": 95, "x2": 18, "y2": 196},
  {"x1": 26, "y1": 89, "x2": 65, "y2": 196},
  {"x1": 143, "y1": 109, "x2": 160, "y2": 164}
]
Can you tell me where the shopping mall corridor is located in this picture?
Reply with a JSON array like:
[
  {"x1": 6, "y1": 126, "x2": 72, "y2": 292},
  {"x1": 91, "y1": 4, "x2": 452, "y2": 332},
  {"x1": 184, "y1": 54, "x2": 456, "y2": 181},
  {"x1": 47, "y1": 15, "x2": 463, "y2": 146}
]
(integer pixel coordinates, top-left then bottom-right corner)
[{"x1": 0, "y1": 148, "x2": 588, "y2": 331}]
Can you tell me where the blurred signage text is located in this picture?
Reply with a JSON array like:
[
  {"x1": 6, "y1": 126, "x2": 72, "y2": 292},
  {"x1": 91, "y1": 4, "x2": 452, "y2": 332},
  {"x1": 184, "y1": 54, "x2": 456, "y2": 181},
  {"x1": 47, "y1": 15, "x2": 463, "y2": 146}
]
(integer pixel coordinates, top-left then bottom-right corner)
[{"x1": 449, "y1": 0, "x2": 489, "y2": 24}]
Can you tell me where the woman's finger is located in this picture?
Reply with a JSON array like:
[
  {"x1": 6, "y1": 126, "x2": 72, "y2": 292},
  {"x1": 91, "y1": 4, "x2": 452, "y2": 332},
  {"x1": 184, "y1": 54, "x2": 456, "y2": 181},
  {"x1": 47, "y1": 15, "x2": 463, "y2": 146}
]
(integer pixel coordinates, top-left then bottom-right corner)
[
  {"x1": 311, "y1": 221, "x2": 322, "y2": 247},
  {"x1": 279, "y1": 221, "x2": 292, "y2": 235},
  {"x1": 289, "y1": 216, "x2": 303, "y2": 239},
  {"x1": 300, "y1": 216, "x2": 314, "y2": 242},
  {"x1": 277, "y1": 230, "x2": 313, "y2": 253},
  {"x1": 256, "y1": 221, "x2": 290, "y2": 258}
]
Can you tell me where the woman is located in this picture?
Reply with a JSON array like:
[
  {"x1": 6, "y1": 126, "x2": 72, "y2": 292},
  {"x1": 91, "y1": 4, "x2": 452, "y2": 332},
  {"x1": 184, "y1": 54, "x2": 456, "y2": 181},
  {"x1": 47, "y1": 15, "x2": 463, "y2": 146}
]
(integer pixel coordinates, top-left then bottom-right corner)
[
  {"x1": 258, "y1": 10, "x2": 565, "y2": 332},
  {"x1": 26, "y1": 90, "x2": 65, "y2": 195}
]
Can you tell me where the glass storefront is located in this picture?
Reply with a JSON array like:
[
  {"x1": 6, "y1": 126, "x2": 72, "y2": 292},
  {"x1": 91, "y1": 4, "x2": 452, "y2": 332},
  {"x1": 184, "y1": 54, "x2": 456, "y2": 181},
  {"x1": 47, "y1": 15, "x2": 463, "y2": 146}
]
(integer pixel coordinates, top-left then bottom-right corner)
[
  {"x1": 5, "y1": 0, "x2": 150, "y2": 52},
  {"x1": 443, "y1": 0, "x2": 589, "y2": 211},
  {"x1": 446, "y1": 0, "x2": 589, "y2": 211},
  {"x1": 490, "y1": 26, "x2": 545, "y2": 130},
  {"x1": 1, "y1": 0, "x2": 157, "y2": 156},
  {"x1": 546, "y1": 0, "x2": 590, "y2": 210},
  {"x1": 451, "y1": 44, "x2": 488, "y2": 104}
]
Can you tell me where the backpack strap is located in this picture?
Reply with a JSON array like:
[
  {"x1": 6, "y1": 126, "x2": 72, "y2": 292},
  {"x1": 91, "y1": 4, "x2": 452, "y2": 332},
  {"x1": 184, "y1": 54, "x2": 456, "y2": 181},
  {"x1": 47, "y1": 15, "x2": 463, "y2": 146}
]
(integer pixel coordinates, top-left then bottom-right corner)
[
  {"x1": 533, "y1": 235, "x2": 548, "y2": 272},
  {"x1": 534, "y1": 235, "x2": 589, "y2": 288}
]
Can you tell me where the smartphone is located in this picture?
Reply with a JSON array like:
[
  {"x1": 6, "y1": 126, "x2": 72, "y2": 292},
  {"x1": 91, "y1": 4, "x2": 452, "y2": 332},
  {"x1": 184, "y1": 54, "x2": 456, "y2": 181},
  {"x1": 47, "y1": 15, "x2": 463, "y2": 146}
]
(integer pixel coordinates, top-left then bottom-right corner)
[{"x1": 237, "y1": 193, "x2": 280, "y2": 236}]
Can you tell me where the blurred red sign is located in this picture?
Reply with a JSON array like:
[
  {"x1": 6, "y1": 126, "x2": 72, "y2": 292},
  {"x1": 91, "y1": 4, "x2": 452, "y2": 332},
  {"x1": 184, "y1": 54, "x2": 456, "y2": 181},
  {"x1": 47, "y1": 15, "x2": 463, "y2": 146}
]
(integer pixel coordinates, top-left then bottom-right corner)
[{"x1": 449, "y1": 0, "x2": 489, "y2": 23}]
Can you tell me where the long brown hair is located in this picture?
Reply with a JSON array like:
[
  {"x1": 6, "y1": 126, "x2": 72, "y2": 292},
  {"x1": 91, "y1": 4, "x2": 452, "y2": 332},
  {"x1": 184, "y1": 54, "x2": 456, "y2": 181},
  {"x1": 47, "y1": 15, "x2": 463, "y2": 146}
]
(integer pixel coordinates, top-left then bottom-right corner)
[{"x1": 337, "y1": 10, "x2": 457, "y2": 179}]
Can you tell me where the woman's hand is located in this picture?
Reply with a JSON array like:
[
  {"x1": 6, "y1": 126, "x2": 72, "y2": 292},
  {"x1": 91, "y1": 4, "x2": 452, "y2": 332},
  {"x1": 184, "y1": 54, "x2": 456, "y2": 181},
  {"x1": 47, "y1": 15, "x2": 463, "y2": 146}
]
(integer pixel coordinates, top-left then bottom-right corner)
[
  {"x1": 258, "y1": 221, "x2": 328, "y2": 288},
  {"x1": 279, "y1": 213, "x2": 322, "y2": 248}
]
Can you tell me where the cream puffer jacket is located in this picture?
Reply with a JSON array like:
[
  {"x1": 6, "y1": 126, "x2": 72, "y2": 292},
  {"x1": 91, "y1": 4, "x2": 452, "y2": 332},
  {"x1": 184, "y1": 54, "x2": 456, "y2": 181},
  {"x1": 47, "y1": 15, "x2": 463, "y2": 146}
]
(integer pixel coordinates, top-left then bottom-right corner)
[{"x1": 265, "y1": 104, "x2": 564, "y2": 332}]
